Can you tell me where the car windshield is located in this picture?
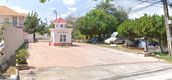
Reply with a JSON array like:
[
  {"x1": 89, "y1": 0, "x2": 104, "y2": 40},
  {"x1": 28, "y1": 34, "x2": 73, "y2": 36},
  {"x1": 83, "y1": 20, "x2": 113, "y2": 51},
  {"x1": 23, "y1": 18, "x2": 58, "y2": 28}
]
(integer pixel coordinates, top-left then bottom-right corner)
[{"x1": 111, "y1": 32, "x2": 118, "y2": 37}]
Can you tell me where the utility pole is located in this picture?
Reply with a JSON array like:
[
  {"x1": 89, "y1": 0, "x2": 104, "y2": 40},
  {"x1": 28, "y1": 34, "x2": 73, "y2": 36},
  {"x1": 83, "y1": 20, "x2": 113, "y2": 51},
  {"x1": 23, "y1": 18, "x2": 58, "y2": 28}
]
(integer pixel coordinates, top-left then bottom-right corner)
[
  {"x1": 162, "y1": 0, "x2": 172, "y2": 58},
  {"x1": 53, "y1": 10, "x2": 57, "y2": 20}
]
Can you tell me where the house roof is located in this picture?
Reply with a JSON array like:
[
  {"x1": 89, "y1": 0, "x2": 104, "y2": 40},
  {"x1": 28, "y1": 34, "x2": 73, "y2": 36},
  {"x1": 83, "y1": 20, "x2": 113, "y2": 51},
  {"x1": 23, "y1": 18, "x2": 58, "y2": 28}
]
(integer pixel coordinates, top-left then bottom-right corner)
[
  {"x1": 0, "y1": 6, "x2": 26, "y2": 16},
  {"x1": 53, "y1": 17, "x2": 66, "y2": 24}
]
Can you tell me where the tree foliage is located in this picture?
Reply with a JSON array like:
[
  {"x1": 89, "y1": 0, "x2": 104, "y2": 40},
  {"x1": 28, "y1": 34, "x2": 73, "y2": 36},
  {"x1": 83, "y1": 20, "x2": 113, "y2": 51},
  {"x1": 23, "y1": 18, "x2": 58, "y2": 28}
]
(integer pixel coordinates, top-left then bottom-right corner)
[
  {"x1": 65, "y1": 16, "x2": 77, "y2": 28},
  {"x1": 96, "y1": 1, "x2": 128, "y2": 24},
  {"x1": 76, "y1": 9, "x2": 118, "y2": 39},
  {"x1": 37, "y1": 21, "x2": 49, "y2": 35},
  {"x1": 24, "y1": 11, "x2": 41, "y2": 42},
  {"x1": 24, "y1": 12, "x2": 40, "y2": 34},
  {"x1": 74, "y1": 1, "x2": 127, "y2": 40},
  {"x1": 118, "y1": 14, "x2": 166, "y2": 52}
]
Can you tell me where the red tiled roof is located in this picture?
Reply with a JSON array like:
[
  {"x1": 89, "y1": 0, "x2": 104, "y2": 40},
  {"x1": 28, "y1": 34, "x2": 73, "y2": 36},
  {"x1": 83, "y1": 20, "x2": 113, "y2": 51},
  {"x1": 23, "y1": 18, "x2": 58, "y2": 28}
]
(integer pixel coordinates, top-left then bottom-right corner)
[{"x1": 53, "y1": 18, "x2": 66, "y2": 24}]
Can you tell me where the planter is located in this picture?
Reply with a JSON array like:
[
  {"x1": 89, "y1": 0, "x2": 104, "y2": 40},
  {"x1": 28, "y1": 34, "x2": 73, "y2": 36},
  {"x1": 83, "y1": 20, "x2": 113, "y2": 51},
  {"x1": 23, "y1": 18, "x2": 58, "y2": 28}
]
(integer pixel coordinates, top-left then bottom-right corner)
[
  {"x1": 16, "y1": 63, "x2": 29, "y2": 70},
  {"x1": 10, "y1": 69, "x2": 18, "y2": 80},
  {"x1": 2, "y1": 67, "x2": 19, "y2": 80}
]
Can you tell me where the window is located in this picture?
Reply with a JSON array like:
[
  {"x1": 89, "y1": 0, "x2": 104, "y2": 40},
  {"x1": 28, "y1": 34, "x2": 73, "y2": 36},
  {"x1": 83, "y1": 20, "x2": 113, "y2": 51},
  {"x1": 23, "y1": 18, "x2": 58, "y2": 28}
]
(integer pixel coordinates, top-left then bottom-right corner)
[
  {"x1": 12, "y1": 16, "x2": 17, "y2": 27},
  {"x1": 60, "y1": 35, "x2": 63, "y2": 42},
  {"x1": 60, "y1": 35, "x2": 66, "y2": 42},
  {"x1": 63, "y1": 35, "x2": 66, "y2": 42},
  {"x1": 60, "y1": 24, "x2": 63, "y2": 28},
  {"x1": 4, "y1": 18, "x2": 9, "y2": 23}
]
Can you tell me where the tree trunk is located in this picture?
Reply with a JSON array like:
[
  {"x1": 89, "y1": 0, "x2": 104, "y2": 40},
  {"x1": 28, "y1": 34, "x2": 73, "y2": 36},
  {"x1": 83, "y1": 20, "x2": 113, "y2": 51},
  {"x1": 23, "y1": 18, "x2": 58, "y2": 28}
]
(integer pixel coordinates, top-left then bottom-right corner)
[
  {"x1": 159, "y1": 39, "x2": 164, "y2": 52},
  {"x1": 90, "y1": 34, "x2": 93, "y2": 39},
  {"x1": 86, "y1": 35, "x2": 88, "y2": 39},
  {"x1": 33, "y1": 33, "x2": 36, "y2": 42},
  {"x1": 98, "y1": 34, "x2": 101, "y2": 41},
  {"x1": 144, "y1": 37, "x2": 148, "y2": 52}
]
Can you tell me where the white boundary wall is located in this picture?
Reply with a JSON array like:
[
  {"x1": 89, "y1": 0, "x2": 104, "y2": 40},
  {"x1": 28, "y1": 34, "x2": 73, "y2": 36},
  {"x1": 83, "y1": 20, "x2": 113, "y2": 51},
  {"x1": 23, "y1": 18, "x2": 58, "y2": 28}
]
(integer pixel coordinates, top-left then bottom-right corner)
[{"x1": 0, "y1": 26, "x2": 24, "y2": 64}]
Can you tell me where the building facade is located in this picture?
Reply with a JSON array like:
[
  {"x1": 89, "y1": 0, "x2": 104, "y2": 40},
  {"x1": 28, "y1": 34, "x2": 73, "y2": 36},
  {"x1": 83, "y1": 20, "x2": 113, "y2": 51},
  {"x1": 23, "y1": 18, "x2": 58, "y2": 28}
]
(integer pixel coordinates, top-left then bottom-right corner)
[
  {"x1": 0, "y1": 6, "x2": 26, "y2": 28},
  {"x1": 49, "y1": 18, "x2": 72, "y2": 46}
]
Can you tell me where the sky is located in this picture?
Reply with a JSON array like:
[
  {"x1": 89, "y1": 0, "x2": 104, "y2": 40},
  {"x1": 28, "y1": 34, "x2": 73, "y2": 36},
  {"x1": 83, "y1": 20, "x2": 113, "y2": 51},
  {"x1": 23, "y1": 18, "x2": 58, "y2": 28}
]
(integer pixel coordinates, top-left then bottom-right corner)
[{"x1": 0, "y1": 0, "x2": 172, "y2": 23}]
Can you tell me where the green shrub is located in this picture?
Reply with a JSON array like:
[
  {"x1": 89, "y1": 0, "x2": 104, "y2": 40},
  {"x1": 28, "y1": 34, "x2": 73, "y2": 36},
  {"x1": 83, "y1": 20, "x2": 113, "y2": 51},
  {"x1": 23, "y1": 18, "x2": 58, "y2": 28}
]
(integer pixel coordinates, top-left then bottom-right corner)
[
  {"x1": 16, "y1": 49, "x2": 29, "y2": 64},
  {"x1": 73, "y1": 31, "x2": 86, "y2": 40}
]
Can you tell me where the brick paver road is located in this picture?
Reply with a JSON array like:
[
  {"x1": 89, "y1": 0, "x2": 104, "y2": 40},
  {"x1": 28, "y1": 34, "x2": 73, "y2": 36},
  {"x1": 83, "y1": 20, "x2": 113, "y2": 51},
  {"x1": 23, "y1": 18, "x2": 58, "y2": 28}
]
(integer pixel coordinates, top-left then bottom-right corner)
[{"x1": 19, "y1": 42, "x2": 172, "y2": 80}]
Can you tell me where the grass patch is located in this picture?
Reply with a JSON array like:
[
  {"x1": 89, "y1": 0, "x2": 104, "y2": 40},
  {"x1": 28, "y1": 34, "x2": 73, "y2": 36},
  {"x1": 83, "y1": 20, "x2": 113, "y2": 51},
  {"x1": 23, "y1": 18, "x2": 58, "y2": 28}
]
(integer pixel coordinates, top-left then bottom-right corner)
[
  {"x1": 89, "y1": 43, "x2": 172, "y2": 63},
  {"x1": 94, "y1": 44, "x2": 143, "y2": 53},
  {"x1": 153, "y1": 52, "x2": 172, "y2": 63}
]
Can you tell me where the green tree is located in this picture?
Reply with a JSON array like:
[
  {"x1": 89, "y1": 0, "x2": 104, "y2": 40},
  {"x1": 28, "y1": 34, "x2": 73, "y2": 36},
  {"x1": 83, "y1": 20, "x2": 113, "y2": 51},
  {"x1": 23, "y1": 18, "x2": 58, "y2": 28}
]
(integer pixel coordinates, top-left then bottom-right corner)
[
  {"x1": 118, "y1": 14, "x2": 166, "y2": 52},
  {"x1": 0, "y1": 21, "x2": 10, "y2": 41},
  {"x1": 24, "y1": 11, "x2": 40, "y2": 42},
  {"x1": 118, "y1": 20, "x2": 137, "y2": 39},
  {"x1": 72, "y1": 30, "x2": 86, "y2": 40},
  {"x1": 96, "y1": 1, "x2": 128, "y2": 24},
  {"x1": 153, "y1": 15, "x2": 166, "y2": 52},
  {"x1": 65, "y1": 16, "x2": 77, "y2": 28},
  {"x1": 75, "y1": 9, "x2": 118, "y2": 39},
  {"x1": 37, "y1": 21, "x2": 49, "y2": 35},
  {"x1": 39, "y1": 0, "x2": 47, "y2": 3}
]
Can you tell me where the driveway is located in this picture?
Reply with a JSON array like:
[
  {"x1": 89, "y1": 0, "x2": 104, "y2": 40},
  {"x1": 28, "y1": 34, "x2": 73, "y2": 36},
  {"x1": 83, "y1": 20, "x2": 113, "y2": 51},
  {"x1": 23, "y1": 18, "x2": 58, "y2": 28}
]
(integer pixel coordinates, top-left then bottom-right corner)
[{"x1": 20, "y1": 42, "x2": 172, "y2": 80}]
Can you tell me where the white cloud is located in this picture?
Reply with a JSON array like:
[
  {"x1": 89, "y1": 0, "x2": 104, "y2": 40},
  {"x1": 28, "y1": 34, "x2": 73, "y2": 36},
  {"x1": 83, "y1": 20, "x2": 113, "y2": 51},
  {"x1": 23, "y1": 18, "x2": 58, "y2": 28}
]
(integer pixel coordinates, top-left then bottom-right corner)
[
  {"x1": 61, "y1": 11, "x2": 71, "y2": 18},
  {"x1": 68, "y1": 7, "x2": 77, "y2": 12},
  {"x1": 128, "y1": 2, "x2": 167, "y2": 19},
  {"x1": 49, "y1": 7, "x2": 56, "y2": 10},
  {"x1": 62, "y1": 0, "x2": 78, "y2": 6}
]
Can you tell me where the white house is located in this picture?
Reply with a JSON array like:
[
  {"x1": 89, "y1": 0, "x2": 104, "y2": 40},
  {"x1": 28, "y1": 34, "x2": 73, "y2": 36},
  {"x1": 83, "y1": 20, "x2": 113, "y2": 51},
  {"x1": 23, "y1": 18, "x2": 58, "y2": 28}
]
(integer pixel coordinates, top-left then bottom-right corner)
[
  {"x1": 0, "y1": 6, "x2": 26, "y2": 67},
  {"x1": 49, "y1": 18, "x2": 72, "y2": 46}
]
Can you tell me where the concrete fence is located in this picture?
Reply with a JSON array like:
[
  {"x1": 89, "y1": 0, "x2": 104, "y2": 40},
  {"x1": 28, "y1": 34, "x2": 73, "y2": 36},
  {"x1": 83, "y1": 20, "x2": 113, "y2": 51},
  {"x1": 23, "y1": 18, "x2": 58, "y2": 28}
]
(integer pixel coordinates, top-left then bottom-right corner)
[{"x1": 0, "y1": 26, "x2": 24, "y2": 65}]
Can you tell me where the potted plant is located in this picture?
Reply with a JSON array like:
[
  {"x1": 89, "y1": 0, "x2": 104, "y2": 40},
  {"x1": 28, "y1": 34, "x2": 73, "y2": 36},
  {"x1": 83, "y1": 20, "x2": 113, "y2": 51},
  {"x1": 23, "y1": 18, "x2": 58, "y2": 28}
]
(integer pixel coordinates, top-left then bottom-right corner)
[{"x1": 16, "y1": 49, "x2": 29, "y2": 70}]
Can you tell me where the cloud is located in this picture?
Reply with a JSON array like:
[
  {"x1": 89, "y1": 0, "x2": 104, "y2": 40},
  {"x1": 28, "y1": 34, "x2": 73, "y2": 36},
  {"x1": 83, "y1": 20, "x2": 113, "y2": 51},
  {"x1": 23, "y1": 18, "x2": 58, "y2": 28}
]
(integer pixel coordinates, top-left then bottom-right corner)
[
  {"x1": 68, "y1": 7, "x2": 77, "y2": 12},
  {"x1": 49, "y1": 7, "x2": 56, "y2": 10},
  {"x1": 62, "y1": 0, "x2": 78, "y2": 6},
  {"x1": 61, "y1": 11, "x2": 71, "y2": 18},
  {"x1": 128, "y1": 2, "x2": 166, "y2": 19}
]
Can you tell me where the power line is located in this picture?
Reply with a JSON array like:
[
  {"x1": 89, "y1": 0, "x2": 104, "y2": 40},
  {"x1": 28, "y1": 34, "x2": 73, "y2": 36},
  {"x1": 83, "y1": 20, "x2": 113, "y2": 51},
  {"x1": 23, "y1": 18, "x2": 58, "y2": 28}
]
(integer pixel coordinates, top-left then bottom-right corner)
[
  {"x1": 128, "y1": 2, "x2": 146, "y2": 13},
  {"x1": 130, "y1": 0, "x2": 161, "y2": 13},
  {"x1": 137, "y1": 0, "x2": 163, "y2": 7},
  {"x1": 71, "y1": 1, "x2": 97, "y2": 17}
]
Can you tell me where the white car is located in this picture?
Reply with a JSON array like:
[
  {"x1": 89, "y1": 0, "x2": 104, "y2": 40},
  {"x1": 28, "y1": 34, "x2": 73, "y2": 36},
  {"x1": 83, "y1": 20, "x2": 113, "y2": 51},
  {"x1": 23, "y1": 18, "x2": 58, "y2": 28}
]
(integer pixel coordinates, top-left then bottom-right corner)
[
  {"x1": 104, "y1": 37, "x2": 117, "y2": 44},
  {"x1": 104, "y1": 32, "x2": 118, "y2": 44}
]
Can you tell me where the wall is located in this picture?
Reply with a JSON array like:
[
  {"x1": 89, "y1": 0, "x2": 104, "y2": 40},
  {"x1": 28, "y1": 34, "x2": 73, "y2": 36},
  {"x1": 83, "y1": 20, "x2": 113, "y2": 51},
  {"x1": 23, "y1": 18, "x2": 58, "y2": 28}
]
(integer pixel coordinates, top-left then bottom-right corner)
[
  {"x1": 24, "y1": 34, "x2": 34, "y2": 43},
  {"x1": 0, "y1": 26, "x2": 24, "y2": 64}
]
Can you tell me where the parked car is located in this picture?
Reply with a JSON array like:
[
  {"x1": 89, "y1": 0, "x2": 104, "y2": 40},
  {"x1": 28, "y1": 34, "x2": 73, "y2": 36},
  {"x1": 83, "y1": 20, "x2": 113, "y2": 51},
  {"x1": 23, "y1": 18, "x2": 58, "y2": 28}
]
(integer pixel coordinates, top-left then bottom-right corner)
[
  {"x1": 104, "y1": 32, "x2": 127, "y2": 44},
  {"x1": 138, "y1": 39, "x2": 159, "y2": 48},
  {"x1": 104, "y1": 32, "x2": 118, "y2": 44},
  {"x1": 89, "y1": 37, "x2": 98, "y2": 44},
  {"x1": 112, "y1": 37, "x2": 127, "y2": 44},
  {"x1": 124, "y1": 39, "x2": 137, "y2": 47}
]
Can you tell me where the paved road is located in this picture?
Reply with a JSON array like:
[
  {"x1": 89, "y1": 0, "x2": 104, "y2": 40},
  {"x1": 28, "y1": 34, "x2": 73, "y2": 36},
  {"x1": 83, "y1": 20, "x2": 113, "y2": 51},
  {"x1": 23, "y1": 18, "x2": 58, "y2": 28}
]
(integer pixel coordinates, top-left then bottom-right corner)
[{"x1": 19, "y1": 42, "x2": 172, "y2": 80}]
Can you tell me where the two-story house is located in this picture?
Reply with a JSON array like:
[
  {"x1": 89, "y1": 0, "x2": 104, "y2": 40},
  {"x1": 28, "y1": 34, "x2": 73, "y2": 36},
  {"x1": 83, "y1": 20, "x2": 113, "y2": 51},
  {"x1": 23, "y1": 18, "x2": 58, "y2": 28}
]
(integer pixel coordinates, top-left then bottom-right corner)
[{"x1": 0, "y1": 6, "x2": 26, "y2": 28}]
